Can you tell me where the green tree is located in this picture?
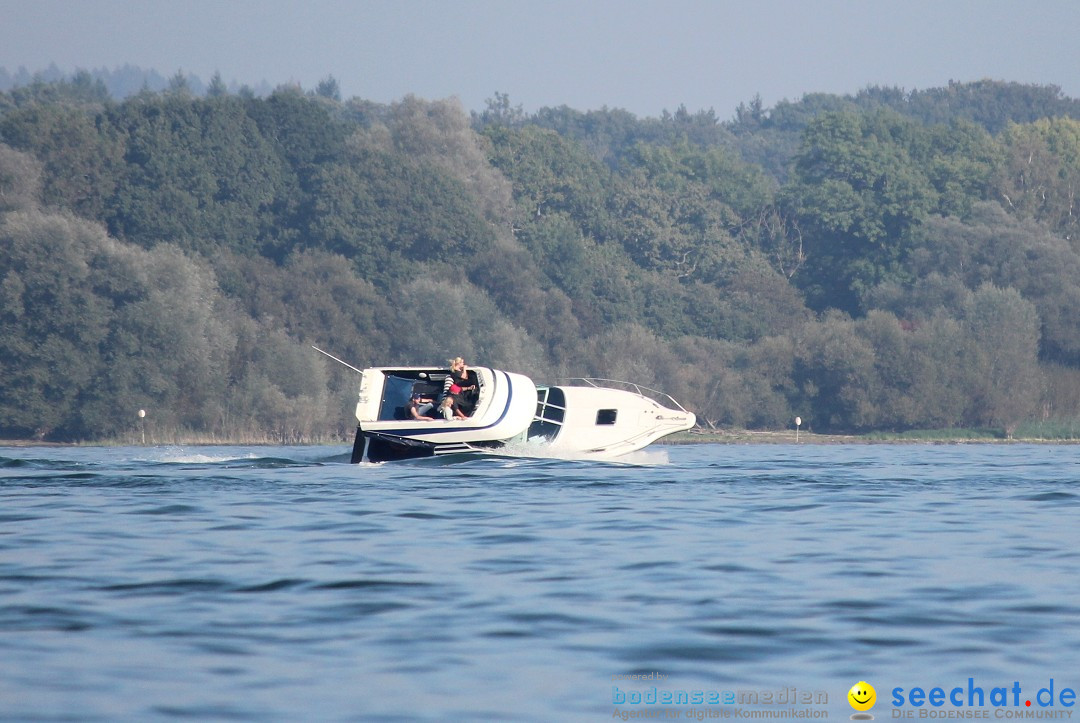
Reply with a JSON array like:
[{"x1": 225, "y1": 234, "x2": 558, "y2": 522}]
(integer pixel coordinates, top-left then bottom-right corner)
[
  {"x1": 0, "y1": 144, "x2": 42, "y2": 212},
  {"x1": 996, "y1": 118, "x2": 1080, "y2": 247},
  {"x1": 244, "y1": 86, "x2": 351, "y2": 190},
  {"x1": 302, "y1": 151, "x2": 496, "y2": 284},
  {"x1": 206, "y1": 72, "x2": 228, "y2": 98},
  {"x1": 922, "y1": 119, "x2": 1003, "y2": 217},
  {"x1": 225, "y1": 322, "x2": 334, "y2": 443},
  {"x1": 315, "y1": 75, "x2": 341, "y2": 102},
  {"x1": 76, "y1": 243, "x2": 234, "y2": 438},
  {"x1": 905, "y1": 313, "x2": 976, "y2": 428},
  {"x1": 782, "y1": 110, "x2": 937, "y2": 313},
  {"x1": 961, "y1": 284, "x2": 1042, "y2": 435},
  {"x1": 387, "y1": 96, "x2": 515, "y2": 224},
  {"x1": 901, "y1": 80, "x2": 1080, "y2": 134},
  {"x1": 791, "y1": 311, "x2": 878, "y2": 431},
  {"x1": 608, "y1": 141, "x2": 752, "y2": 278},
  {"x1": 476, "y1": 91, "x2": 526, "y2": 128},
  {"x1": 671, "y1": 334, "x2": 794, "y2": 429},
  {"x1": 483, "y1": 123, "x2": 611, "y2": 238},
  {"x1": 0, "y1": 211, "x2": 111, "y2": 437},
  {"x1": 0, "y1": 104, "x2": 125, "y2": 220},
  {"x1": 880, "y1": 204, "x2": 1080, "y2": 364},
  {"x1": 105, "y1": 94, "x2": 291, "y2": 254}
]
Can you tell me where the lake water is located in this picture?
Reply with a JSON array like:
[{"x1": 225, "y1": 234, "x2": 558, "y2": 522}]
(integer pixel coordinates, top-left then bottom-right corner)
[{"x1": 2, "y1": 443, "x2": 1079, "y2": 721}]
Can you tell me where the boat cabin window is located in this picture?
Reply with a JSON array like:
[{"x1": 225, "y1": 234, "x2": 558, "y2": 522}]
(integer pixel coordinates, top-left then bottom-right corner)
[
  {"x1": 534, "y1": 387, "x2": 565, "y2": 423},
  {"x1": 596, "y1": 409, "x2": 618, "y2": 425},
  {"x1": 529, "y1": 386, "x2": 566, "y2": 441}
]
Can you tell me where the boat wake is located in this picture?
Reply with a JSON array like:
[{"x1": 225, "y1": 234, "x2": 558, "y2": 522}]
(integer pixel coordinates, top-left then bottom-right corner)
[
  {"x1": 136, "y1": 447, "x2": 332, "y2": 468},
  {"x1": 447, "y1": 441, "x2": 671, "y2": 466},
  {"x1": 148, "y1": 449, "x2": 262, "y2": 465}
]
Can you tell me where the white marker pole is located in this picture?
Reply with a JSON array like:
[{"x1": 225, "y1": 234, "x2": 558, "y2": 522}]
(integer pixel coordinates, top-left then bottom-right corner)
[
  {"x1": 138, "y1": 409, "x2": 146, "y2": 445},
  {"x1": 795, "y1": 416, "x2": 802, "y2": 443}
]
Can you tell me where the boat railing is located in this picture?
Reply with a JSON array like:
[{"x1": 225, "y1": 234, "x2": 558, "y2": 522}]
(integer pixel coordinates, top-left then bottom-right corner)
[{"x1": 562, "y1": 378, "x2": 690, "y2": 414}]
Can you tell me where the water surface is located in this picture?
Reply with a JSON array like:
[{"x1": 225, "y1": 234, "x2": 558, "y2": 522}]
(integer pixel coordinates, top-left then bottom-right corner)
[{"x1": 2, "y1": 443, "x2": 1078, "y2": 720}]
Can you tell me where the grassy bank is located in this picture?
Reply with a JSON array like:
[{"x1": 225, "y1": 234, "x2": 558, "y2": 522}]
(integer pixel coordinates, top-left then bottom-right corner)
[
  {"x1": 0, "y1": 431, "x2": 353, "y2": 448},
  {"x1": 666, "y1": 425, "x2": 1080, "y2": 444}
]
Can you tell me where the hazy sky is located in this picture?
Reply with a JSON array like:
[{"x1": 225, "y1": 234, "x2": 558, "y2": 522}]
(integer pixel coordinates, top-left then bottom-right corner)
[{"x1": 2, "y1": 0, "x2": 1079, "y2": 118}]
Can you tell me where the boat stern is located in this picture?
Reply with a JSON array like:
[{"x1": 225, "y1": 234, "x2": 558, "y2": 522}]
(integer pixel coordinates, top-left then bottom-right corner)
[{"x1": 350, "y1": 366, "x2": 537, "y2": 462}]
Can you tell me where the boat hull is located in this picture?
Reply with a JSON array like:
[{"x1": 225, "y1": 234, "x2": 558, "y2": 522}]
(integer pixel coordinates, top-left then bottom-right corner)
[{"x1": 351, "y1": 429, "x2": 489, "y2": 463}]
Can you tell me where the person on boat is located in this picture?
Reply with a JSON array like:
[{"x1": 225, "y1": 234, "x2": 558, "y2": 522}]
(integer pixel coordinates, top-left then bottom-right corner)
[
  {"x1": 438, "y1": 395, "x2": 467, "y2": 420},
  {"x1": 442, "y1": 356, "x2": 477, "y2": 414},
  {"x1": 442, "y1": 357, "x2": 478, "y2": 415},
  {"x1": 442, "y1": 357, "x2": 466, "y2": 396},
  {"x1": 407, "y1": 393, "x2": 436, "y2": 421}
]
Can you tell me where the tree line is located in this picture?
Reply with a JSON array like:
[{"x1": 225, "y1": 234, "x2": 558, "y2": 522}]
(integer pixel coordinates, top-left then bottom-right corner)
[{"x1": 2, "y1": 76, "x2": 1080, "y2": 442}]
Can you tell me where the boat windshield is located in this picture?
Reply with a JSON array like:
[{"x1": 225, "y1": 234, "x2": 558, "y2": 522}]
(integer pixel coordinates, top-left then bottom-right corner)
[{"x1": 378, "y1": 375, "x2": 419, "y2": 421}]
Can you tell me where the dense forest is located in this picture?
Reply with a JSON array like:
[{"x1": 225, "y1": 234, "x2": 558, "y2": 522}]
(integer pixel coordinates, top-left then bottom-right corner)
[{"x1": 4, "y1": 70, "x2": 1080, "y2": 443}]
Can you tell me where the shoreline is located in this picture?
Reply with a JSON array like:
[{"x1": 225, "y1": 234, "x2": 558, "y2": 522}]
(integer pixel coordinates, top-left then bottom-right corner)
[
  {"x1": 4, "y1": 430, "x2": 1080, "y2": 448},
  {"x1": 664, "y1": 429, "x2": 1080, "y2": 445}
]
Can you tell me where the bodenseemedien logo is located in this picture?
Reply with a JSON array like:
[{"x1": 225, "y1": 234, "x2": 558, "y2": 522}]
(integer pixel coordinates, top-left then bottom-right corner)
[
  {"x1": 848, "y1": 680, "x2": 876, "y2": 720},
  {"x1": 610, "y1": 680, "x2": 830, "y2": 719}
]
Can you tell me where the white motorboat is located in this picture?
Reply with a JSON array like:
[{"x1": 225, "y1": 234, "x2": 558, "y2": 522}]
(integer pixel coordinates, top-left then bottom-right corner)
[{"x1": 327, "y1": 356, "x2": 696, "y2": 463}]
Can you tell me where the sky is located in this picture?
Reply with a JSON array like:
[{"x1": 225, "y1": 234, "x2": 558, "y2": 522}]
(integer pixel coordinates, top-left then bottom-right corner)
[{"x1": 2, "y1": 0, "x2": 1080, "y2": 119}]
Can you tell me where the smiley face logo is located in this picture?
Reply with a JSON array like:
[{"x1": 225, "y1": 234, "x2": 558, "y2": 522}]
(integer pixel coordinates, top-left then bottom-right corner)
[{"x1": 848, "y1": 681, "x2": 876, "y2": 711}]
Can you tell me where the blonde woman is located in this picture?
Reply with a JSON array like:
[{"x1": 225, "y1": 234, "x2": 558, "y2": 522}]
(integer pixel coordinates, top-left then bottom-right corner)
[
  {"x1": 442, "y1": 356, "x2": 478, "y2": 415},
  {"x1": 442, "y1": 357, "x2": 465, "y2": 399}
]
